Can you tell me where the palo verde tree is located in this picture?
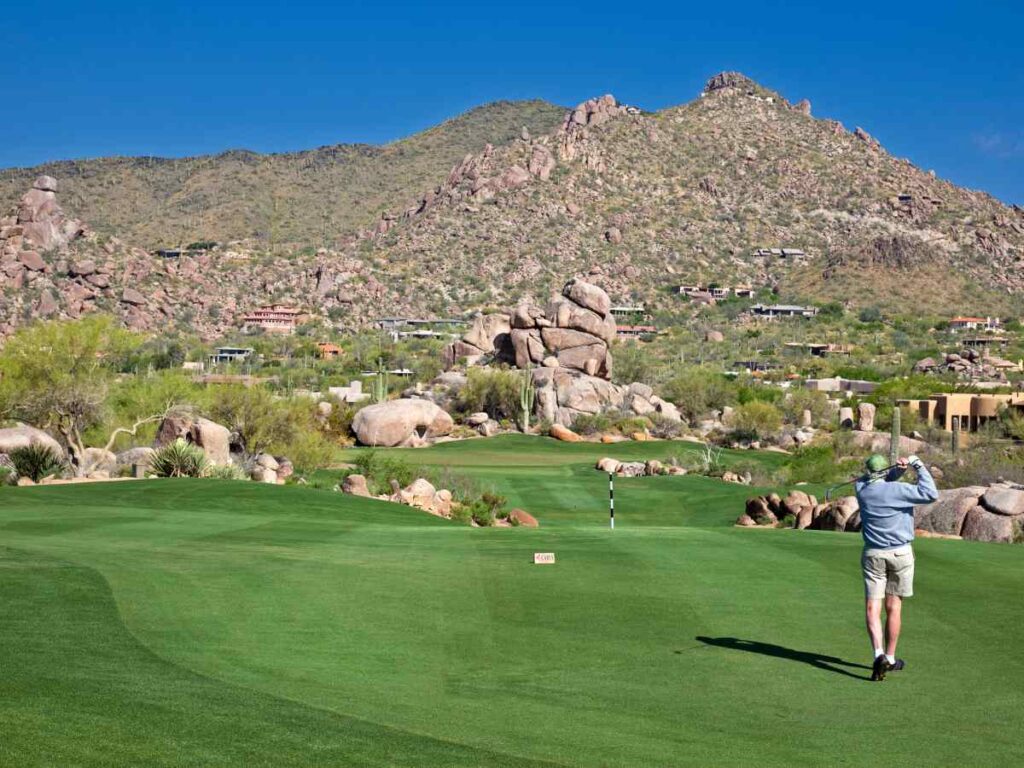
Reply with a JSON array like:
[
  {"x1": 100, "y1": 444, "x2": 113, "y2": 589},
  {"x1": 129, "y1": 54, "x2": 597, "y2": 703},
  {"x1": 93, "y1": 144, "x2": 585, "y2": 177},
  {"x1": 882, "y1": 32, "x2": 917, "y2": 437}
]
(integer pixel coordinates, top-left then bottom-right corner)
[{"x1": 0, "y1": 316, "x2": 172, "y2": 475}]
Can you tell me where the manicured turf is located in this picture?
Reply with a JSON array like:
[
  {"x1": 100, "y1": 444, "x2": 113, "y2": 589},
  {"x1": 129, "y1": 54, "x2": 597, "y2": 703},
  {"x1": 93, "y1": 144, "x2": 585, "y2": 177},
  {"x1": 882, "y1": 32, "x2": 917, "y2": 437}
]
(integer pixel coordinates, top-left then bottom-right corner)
[{"x1": 2, "y1": 437, "x2": 1023, "y2": 766}]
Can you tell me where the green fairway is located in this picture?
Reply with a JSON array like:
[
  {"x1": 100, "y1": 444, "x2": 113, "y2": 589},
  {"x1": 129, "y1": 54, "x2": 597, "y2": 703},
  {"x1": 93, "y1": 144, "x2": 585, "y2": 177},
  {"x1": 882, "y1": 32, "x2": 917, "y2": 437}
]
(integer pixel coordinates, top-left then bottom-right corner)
[{"x1": 2, "y1": 437, "x2": 1023, "y2": 766}]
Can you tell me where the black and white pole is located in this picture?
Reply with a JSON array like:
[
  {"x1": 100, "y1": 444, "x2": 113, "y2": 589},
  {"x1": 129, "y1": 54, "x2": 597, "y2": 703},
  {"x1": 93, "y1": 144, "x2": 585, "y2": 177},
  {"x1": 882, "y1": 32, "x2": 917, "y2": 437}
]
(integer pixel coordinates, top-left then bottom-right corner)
[{"x1": 608, "y1": 472, "x2": 615, "y2": 530}]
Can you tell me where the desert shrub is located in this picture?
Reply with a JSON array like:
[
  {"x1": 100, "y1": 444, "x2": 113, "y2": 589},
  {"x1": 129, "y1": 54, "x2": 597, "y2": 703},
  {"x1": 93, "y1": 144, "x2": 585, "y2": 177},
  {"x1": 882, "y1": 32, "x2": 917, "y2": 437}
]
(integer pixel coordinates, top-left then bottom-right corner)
[
  {"x1": 571, "y1": 412, "x2": 612, "y2": 435},
  {"x1": 780, "y1": 444, "x2": 861, "y2": 485},
  {"x1": 282, "y1": 430, "x2": 335, "y2": 474},
  {"x1": 728, "y1": 401, "x2": 783, "y2": 440},
  {"x1": 323, "y1": 402, "x2": 358, "y2": 445},
  {"x1": 647, "y1": 413, "x2": 684, "y2": 439},
  {"x1": 205, "y1": 463, "x2": 247, "y2": 480},
  {"x1": 151, "y1": 439, "x2": 208, "y2": 478},
  {"x1": 208, "y1": 385, "x2": 300, "y2": 457},
  {"x1": 0, "y1": 466, "x2": 14, "y2": 485},
  {"x1": 680, "y1": 443, "x2": 725, "y2": 475},
  {"x1": 728, "y1": 458, "x2": 775, "y2": 486},
  {"x1": 611, "y1": 342, "x2": 658, "y2": 386},
  {"x1": 613, "y1": 415, "x2": 651, "y2": 435},
  {"x1": 457, "y1": 368, "x2": 521, "y2": 419},
  {"x1": 351, "y1": 450, "x2": 418, "y2": 495},
  {"x1": 736, "y1": 385, "x2": 782, "y2": 406},
  {"x1": 932, "y1": 442, "x2": 1024, "y2": 488},
  {"x1": 9, "y1": 444, "x2": 65, "y2": 482},
  {"x1": 662, "y1": 368, "x2": 736, "y2": 424},
  {"x1": 781, "y1": 388, "x2": 831, "y2": 426}
]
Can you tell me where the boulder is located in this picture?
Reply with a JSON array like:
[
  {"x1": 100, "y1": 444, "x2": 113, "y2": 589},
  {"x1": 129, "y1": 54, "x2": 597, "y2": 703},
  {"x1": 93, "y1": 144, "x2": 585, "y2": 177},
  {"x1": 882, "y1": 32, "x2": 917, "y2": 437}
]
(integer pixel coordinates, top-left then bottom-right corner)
[
  {"x1": 596, "y1": 457, "x2": 621, "y2": 474},
  {"x1": 550, "y1": 423, "x2": 582, "y2": 442},
  {"x1": 915, "y1": 486, "x2": 985, "y2": 535},
  {"x1": 0, "y1": 424, "x2": 65, "y2": 458},
  {"x1": 80, "y1": 447, "x2": 117, "y2": 477},
  {"x1": 478, "y1": 419, "x2": 500, "y2": 437},
  {"x1": 431, "y1": 489, "x2": 453, "y2": 517},
  {"x1": 19, "y1": 251, "x2": 45, "y2": 271},
  {"x1": 507, "y1": 508, "x2": 539, "y2": 527},
  {"x1": 121, "y1": 287, "x2": 147, "y2": 306},
  {"x1": 400, "y1": 478, "x2": 437, "y2": 510},
  {"x1": 255, "y1": 453, "x2": 280, "y2": 471},
  {"x1": 251, "y1": 467, "x2": 278, "y2": 483},
  {"x1": 705, "y1": 330, "x2": 724, "y2": 343},
  {"x1": 857, "y1": 403, "x2": 876, "y2": 432},
  {"x1": 794, "y1": 506, "x2": 814, "y2": 530},
  {"x1": 735, "y1": 514, "x2": 757, "y2": 527},
  {"x1": 155, "y1": 414, "x2": 231, "y2": 466},
  {"x1": 342, "y1": 473, "x2": 372, "y2": 497},
  {"x1": 645, "y1": 460, "x2": 664, "y2": 476},
  {"x1": 617, "y1": 462, "x2": 646, "y2": 477},
  {"x1": 115, "y1": 444, "x2": 154, "y2": 475},
  {"x1": 351, "y1": 399, "x2": 454, "y2": 447},
  {"x1": 463, "y1": 313, "x2": 511, "y2": 354},
  {"x1": 563, "y1": 278, "x2": 611, "y2": 317},
  {"x1": 961, "y1": 506, "x2": 1019, "y2": 543},
  {"x1": 782, "y1": 490, "x2": 814, "y2": 516},
  {"x1": 980, "y1": 486, "x2": 1024, "y2": 517},
  {"x1": 466, "y1": 412, "x2": 490, "y2": 426},
  {"x1": 746, "y1": 497, "x2": 771, "y2": 518},
  {"x1": 839, "y1": 407, "x2": 854, "y2": 428}
]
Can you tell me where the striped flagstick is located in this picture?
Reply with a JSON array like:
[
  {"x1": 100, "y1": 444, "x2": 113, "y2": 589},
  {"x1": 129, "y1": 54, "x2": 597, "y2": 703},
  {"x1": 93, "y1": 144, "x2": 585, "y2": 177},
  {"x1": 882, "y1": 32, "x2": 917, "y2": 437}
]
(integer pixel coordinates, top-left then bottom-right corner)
[{"x1": 608, "y1": 472, "x2": 615, "y2": 530}]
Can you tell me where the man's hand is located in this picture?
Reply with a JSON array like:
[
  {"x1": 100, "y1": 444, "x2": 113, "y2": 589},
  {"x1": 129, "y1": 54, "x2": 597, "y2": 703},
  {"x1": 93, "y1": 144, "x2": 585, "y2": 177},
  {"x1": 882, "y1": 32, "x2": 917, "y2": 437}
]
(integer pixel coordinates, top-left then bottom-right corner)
[{"x1": 896, "y1": 457, "x2": 910, "y2": 470}]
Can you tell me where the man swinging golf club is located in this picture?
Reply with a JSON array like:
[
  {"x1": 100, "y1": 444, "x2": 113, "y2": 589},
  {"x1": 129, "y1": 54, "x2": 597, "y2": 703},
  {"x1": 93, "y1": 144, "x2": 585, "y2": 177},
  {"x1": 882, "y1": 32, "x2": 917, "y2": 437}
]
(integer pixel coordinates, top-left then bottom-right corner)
[{"x1": 854, "y1": 453, "x2": 938, "y2": 681}]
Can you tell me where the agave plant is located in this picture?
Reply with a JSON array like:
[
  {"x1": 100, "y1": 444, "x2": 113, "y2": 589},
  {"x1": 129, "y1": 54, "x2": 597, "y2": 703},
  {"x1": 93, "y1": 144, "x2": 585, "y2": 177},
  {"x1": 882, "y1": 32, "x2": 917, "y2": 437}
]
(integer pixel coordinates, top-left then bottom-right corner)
[
  {"x1": 9, "y1": 444, "x2": 66, "y2": 482},
  {"x1": 150, "y1": 439, "x2": 208, "y2": 478}
]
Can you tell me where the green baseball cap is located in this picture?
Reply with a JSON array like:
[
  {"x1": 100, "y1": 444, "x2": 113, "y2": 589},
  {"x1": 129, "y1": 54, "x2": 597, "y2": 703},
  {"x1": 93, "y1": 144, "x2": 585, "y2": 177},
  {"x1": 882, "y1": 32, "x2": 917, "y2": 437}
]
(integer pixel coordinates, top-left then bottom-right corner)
[{"x1": 865, "y1": 454, "x2": 889, "y2": 473}]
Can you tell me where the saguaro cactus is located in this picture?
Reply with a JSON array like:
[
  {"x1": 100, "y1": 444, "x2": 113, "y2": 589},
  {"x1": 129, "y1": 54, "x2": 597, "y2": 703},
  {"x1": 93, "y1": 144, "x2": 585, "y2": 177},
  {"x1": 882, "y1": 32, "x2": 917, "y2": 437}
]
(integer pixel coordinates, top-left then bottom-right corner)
[
  {"x1": 889, "y1": 406, "x2": 901, "y2": 466},
  {"x1": 519, "y1": 365, "x2": 535, "y2": 432},
  {"x1": 372, "y1": 358, "x2": 389, "y2": 404}
]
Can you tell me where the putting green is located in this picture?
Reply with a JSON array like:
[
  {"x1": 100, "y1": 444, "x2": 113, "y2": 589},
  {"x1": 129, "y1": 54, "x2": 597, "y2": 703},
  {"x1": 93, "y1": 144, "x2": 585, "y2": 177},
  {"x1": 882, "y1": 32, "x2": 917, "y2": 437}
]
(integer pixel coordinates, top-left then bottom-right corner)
[{"x1": 1, "y1": 436, "x2": 1022, "y2": 766}]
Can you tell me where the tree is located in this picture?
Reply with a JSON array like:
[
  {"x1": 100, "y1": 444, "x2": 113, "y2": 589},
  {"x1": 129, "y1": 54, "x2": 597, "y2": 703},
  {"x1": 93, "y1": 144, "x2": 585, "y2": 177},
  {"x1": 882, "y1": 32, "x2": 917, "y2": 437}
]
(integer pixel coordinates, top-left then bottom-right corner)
[
  {"x1": 728, "y1": 401, "x2": 783, "y2": 439},
  {"x1": 208, "y1": 384, "x2": 297, "y2": 457},
  {"x1": 0, "y1": 316, "x2": 166, "y2": 473}
]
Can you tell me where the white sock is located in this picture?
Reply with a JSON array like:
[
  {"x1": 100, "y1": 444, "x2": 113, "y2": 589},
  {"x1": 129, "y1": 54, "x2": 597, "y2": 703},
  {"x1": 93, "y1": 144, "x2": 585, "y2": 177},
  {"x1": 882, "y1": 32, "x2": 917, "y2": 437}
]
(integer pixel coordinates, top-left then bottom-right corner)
[
  {"x1": 874, "y1": 647, "x2": 884, "y2": 659},
  {"x1": 885, "y1": 654, "x2": 896, "y2": 664}
]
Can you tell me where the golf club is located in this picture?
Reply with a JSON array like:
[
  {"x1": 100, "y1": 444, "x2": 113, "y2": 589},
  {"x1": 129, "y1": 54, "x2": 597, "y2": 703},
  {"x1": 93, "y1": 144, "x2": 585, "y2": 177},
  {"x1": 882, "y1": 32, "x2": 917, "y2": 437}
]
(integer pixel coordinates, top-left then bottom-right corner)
[{"x1": 824, "y1": 463, "x2": 900, "y2": 503}]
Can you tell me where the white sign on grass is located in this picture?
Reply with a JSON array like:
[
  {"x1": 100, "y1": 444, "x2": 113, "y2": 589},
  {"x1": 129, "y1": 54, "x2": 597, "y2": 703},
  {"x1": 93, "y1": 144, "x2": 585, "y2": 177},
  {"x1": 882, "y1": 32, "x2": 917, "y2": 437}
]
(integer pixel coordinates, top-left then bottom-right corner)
[{"x1": 533, "y1": 552, "x2": 556, "y2": 565}]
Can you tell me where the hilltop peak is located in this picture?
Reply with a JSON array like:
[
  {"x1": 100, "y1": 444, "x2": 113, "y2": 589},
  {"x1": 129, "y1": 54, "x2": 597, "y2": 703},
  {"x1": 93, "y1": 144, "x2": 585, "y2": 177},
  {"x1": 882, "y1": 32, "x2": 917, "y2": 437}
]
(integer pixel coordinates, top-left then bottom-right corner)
[{"x1": 703, "y1": 71, "x2": 760, "y2": 94}]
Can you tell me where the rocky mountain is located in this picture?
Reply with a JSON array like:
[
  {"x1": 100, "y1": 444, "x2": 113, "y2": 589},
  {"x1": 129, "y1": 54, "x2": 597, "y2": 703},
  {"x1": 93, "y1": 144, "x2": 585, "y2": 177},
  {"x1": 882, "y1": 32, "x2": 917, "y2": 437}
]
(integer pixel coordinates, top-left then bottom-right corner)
[
  {"x1": 0, "y1": 100, "x2": 566, "y2": 249},
  {"x1": 2, "y1": 72, "x2": 1024, "y2": 339}
]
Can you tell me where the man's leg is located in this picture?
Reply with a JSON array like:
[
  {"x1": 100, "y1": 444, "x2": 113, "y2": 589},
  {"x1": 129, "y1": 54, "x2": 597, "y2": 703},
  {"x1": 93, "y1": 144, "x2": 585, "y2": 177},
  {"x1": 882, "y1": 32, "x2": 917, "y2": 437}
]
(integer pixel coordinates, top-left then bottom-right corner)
[
  {"x1": 884, "y1": 594, "x2": 902, "y2": 658},
  {"x1": 865, "y1": 598, "x2": 884, "y2": 656}
]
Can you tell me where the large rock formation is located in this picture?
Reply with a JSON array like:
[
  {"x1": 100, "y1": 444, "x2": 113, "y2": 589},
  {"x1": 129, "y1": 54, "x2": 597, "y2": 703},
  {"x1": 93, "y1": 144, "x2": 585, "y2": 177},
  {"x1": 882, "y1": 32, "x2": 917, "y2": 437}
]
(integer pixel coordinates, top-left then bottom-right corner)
[
  {"x1": 0, "y1": 423, "x2": 65, "y2": 458},
  {"x1": 440, "y1": 278, "x2": 684, "y2": 428},
  {"x1": 154, "y1": 412, "x2": 232, "y2": 465},
  {"x1": 351, "y1": 399, "x2": 454, "y2": 447},
  {"x1": 444, "y1": 278, "x2": 614, "y2": 378},
  {"x1": 0, "y1": 176, "x2": 86, "y2": 256}
]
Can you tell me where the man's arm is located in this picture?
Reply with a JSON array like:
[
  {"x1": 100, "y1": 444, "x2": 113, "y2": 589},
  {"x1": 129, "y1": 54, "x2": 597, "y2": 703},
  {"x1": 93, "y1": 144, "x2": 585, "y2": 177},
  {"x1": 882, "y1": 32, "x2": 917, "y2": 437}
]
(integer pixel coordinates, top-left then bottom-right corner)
[{"x1": 891, "y1": 456, "x2": 939, "y2": 505}]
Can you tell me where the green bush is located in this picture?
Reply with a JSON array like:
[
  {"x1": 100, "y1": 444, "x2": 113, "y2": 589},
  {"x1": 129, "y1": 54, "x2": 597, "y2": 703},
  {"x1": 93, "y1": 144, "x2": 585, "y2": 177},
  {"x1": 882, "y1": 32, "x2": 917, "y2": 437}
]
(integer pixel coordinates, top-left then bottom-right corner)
[
  {"x1": 457, "y1": 368, "x2": 521, "y2": 419},
  {"x1": 151, "y1": 439, "x2": 208, "y2": 478},
  {"x1": 0, "y1": 466, "x2": 14, "y2": 485},
  {"x1": 572, "y1": 412, "x2": 614, "y2": 436},
  {"x1": 728, "y1": 401, "x2": 782, "y2": 440},
  {"x1": 351, "y1": 450, "x2": 418, "y2": 495},
  {"x1": 662, "y1": 368, "x2": 736, "y2": 424},
  {"x1": 9, "y1": 444, "x2": 65, "y2": 482},
  {"x1": 647, "y1": 413, "x2": 684, "y2": 439},
  {"x1": 204, "y1": 463, "x2": 247, "y2": 480},
  {"x1": 781, "y1": 388, "x2": 831, "y2": 426},
  {"x1": 780, "y1": 444, "x2": 861, "y2": 485}
]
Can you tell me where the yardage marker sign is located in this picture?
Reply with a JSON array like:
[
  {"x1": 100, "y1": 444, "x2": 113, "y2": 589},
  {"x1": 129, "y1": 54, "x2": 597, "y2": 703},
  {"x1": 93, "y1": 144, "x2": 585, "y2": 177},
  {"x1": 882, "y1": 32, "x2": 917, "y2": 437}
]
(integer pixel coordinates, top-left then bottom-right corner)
[{"x1": 533, "y1": 552, "x2": 556, "y2": 565}]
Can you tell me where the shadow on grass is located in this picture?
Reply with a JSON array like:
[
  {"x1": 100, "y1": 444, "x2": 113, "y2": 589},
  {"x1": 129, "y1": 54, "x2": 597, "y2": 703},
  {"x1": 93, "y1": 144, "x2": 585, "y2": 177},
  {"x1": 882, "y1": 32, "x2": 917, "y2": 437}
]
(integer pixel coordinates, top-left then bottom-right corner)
[{"x1": 692, "y1": 636, "x2": 872, "y2": 681}]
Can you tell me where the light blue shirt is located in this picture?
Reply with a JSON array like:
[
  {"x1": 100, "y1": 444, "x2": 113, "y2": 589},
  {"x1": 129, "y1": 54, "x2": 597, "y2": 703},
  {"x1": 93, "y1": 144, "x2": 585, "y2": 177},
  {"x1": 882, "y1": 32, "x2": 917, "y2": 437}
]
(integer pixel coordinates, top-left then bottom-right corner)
[{"x1": 854, "y1": 465, "x2": 939, "y2": 550}]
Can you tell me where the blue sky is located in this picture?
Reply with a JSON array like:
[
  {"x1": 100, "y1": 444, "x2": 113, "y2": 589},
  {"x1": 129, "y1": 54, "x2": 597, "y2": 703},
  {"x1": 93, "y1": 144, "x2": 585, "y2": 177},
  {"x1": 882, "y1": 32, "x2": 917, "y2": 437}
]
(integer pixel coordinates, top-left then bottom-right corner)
[{"x1": 3, "y1": 1, "x2": 1022, "y2": 203}]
